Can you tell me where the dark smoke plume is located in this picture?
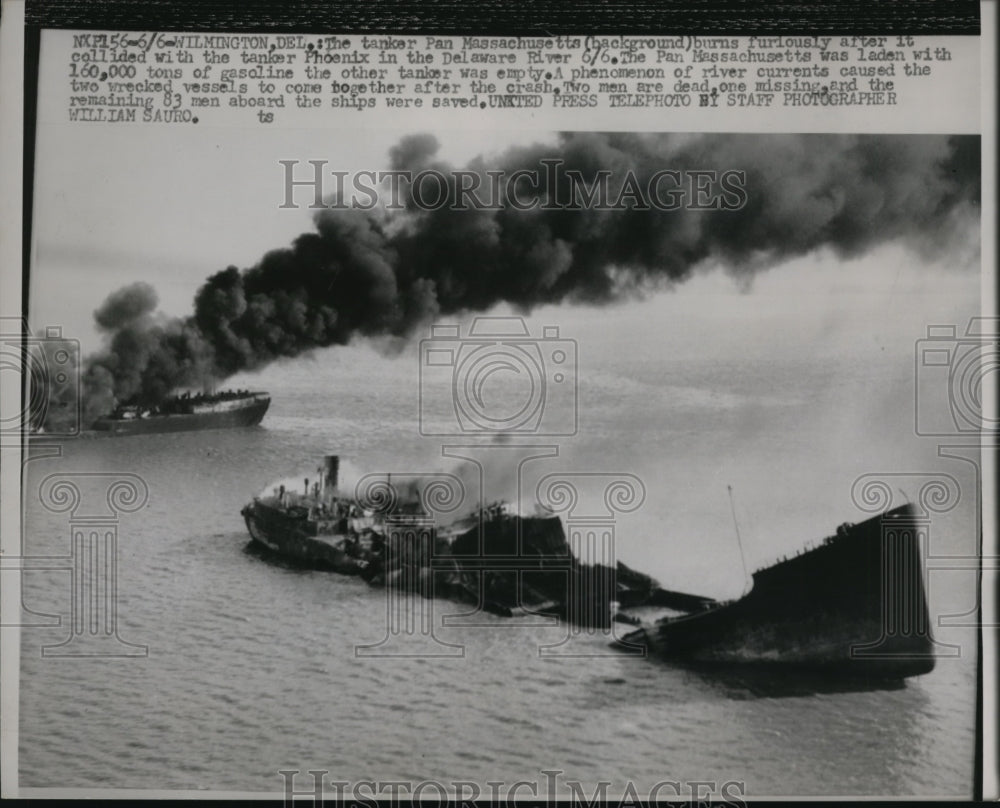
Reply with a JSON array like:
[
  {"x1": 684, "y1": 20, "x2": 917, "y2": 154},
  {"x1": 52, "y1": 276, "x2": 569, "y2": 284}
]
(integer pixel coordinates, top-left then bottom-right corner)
[{"x1": 55, "y1": 133, "x2": 978, "y2": 429}]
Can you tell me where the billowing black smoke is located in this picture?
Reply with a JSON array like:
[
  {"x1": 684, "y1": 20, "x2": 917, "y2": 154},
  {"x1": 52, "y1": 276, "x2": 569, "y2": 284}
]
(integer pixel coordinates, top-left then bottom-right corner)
[
  {"x1": 62, "y1": 133, "x2": 978, "y2": 428},
  {"x1": 73, "y1": 281, "x2": 214, "y2": 425}
]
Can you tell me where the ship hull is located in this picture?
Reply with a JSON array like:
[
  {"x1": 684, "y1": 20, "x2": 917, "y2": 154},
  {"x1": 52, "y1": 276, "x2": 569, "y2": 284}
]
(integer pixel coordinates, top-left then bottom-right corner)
[
  {"x1": 627, "y1": 504, "x2": 935, "y2": 679},
  {"x1": 91, "y1": 398, "x2": 269, "y2": 436},
  {"x1": 242, "y1": 500, "x2": 367, "y2": 575}
]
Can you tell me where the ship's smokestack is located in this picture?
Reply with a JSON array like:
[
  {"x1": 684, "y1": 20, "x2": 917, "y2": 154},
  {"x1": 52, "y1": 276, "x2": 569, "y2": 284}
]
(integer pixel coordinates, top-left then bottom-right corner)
[{"x1": 324, "y1": 455, "x2": 339, "y2": 493}]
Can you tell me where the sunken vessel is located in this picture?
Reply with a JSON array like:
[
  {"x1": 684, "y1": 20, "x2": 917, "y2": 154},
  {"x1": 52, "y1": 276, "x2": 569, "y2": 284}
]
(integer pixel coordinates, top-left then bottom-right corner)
[
  {"x1": 242, "y1": 455, "x2": 936, "y2": 679},
  {"x1": 240, "y1": 455, "x2": 695, "y2": 624},
  {"x1": 618, "y1": 504, "x2": 936, "y2": 679}
]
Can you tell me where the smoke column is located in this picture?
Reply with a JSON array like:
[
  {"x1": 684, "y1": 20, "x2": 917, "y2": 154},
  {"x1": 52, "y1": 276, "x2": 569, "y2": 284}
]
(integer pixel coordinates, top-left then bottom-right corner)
[{"x1": 59, "y1": 133, "x2": 977, "y2": 428}]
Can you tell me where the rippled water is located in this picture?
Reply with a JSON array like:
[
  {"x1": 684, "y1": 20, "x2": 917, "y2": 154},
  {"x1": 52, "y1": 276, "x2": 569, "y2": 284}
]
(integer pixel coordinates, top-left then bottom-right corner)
[{"x1": 18, "y1": 349, "x2": 978, "y2": 796}]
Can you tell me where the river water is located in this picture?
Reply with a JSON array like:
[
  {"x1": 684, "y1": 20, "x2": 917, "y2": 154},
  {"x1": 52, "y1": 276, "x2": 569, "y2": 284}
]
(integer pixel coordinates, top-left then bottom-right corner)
[{"x1": 17, "y1": 340, "x2": 979, "y2": 797}]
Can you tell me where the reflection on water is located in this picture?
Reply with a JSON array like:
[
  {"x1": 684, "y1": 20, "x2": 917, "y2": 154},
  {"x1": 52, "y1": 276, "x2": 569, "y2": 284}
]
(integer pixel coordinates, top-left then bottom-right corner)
[{"x1": 667, "y1": 661, "x2": 909, "y2": 699}]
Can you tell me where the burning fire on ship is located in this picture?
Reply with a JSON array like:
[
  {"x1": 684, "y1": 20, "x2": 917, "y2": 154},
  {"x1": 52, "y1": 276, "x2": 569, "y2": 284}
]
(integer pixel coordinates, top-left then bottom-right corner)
[{"x1": 89, "y1": 388, "x2": 271, "y2": 436}]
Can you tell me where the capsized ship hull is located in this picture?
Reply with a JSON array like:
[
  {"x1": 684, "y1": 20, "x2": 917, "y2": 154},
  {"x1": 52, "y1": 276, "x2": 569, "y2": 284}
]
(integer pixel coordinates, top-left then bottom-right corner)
[
  {"x1": 91, "y1": 392, "x2": 270, "y2": 436},
  {"x1": 621, "y1": 504, "x2": 936, "y2": 679}
]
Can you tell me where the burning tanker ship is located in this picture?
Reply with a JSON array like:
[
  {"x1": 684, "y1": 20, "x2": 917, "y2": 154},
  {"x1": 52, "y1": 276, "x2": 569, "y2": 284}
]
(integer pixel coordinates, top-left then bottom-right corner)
[
  {"x1": 90, "y1": 389, "x2": 270, "y2": 436},
  {"x1": 243, "y1": 455, "x2": 936, "y2": 680}
]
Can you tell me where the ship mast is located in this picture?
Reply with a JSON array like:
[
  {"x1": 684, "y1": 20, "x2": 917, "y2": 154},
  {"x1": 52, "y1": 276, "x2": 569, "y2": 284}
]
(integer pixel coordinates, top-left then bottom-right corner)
[{"x1": 728, "y1": 485, "x2": 752, "y2": 596}]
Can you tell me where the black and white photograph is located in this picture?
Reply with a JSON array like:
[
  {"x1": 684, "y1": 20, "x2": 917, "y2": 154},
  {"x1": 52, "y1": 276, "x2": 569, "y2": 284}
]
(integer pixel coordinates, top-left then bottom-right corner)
[{"x1": 0, "y1": 3, "x2": 994, "y2": 802}]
